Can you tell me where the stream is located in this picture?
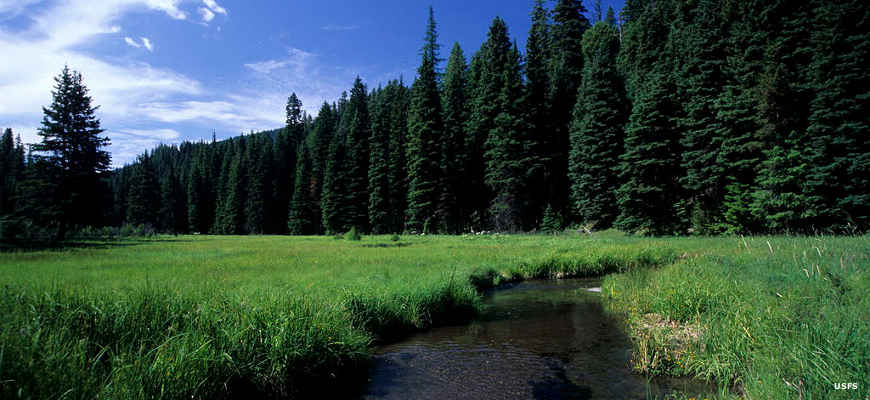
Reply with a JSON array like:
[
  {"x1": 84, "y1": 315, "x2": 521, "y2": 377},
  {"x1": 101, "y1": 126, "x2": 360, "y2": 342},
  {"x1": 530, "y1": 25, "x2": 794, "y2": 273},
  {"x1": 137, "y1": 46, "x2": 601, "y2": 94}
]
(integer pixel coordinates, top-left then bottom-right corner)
[{"x1": 361, "y1": 279, "x2": 714, "y2": 399}]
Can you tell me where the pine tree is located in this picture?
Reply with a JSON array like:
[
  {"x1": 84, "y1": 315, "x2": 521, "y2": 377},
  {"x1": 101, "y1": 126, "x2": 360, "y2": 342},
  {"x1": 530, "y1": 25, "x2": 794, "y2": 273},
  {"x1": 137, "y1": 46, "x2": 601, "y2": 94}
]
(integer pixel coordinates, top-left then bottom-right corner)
[
  {"x1": 569, "y1": 20, "x2": 627, "y2": 229},
  {"x1": 438, "y1": 42, "x2": 469, "y2": 233},
  {"x1": 321, "y1": 126, "x2": 349, "y2": 234},
  {"x1": 288, "y1": 143, "x2": 317, "y2": 235},
  {"x1": 126, "y1": 153, "x2": 159, "y2": 227},
  {"x1": 386, "y1": 81, "x2": 411, "y2": 233},
  {"x1": 30, "y1": 66, "x2": 111, "y2": 239},
  {"x1": 158, "y1": 165, "x2": 186, "y2": 234},
  {"x1": 546, "y1": 0, "x2": 590, "y2": 217},
  {"x1": 0, "y1": 128, "x2": 20, "y2": 217},
  {"x1": 406, "y1": 6, "x2": 444, "y2": 233},
  {"x1": 344, "y1": 77, "x2": 372, "y2": 232},
  {"x1": 244, "y1": 136, "x2": 265, "y2": 234},
  {"x1": 464, "y1": 50, "x2": 490, "y2": 230},
  {"x1": 804, "y1": 0, "x2": 870, "y2": 231},
  {"x1": 221, "y1": 146, "x2": 246, "y2": 235},
  {"x1": 614, "y1": 72, "x2": 686, "y2": 235},
  {"x1": 675, "y1": 0, "x2": 729, "y2": 233},
  {"x1": 272, "y1": 93, "x2": 304, "y2": 233},
  {"x1": 368, "y1": 87, "x2": 392, "y2": 234},
  {"x1": 524, "y1": 0, "x2": 552, "y2": 225},
  {"x1": 485, "y1": 41, "x2": 532, "y2": 231},
  {"x1": 713, "y1": 0, "x2": 768, "y2": 233},
  {"x1": 467, "y1": 18, "x2": 513, "y2": 230},
  {"x1": 310, "y1": 102, "x2": 337, "y2": 234}
]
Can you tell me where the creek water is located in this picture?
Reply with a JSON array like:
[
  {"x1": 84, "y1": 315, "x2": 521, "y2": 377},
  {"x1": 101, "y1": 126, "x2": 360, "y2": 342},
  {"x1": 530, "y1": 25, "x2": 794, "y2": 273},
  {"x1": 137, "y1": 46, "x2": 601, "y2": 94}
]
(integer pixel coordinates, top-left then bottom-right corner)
[{"x1": 361, "y1": 279, "x2": 713, "y2": 399}]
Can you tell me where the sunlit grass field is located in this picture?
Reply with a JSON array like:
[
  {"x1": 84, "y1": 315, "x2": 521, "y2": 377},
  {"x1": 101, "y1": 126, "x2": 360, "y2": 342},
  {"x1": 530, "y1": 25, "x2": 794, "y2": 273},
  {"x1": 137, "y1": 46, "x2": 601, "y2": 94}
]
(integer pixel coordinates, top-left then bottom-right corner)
[{"x1": 0, "y1": 232, "x2": 867, "y2": 399}]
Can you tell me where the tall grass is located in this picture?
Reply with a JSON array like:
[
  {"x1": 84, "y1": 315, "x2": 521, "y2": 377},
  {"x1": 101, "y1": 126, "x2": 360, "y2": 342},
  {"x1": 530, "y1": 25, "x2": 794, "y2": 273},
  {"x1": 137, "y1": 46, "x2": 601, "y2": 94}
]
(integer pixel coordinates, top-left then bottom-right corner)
[
  {"x1": 0, "y1": 233, "x2": 866, "y2": 398},
  {"x1": 602, "y1": 235, "x2": 870, "y2": 399}
]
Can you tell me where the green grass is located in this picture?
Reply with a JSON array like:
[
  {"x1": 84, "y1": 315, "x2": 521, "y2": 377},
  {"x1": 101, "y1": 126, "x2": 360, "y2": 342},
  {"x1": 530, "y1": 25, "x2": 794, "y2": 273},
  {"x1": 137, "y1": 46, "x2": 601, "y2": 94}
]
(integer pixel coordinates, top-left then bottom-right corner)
[{"x1": 0, "y1": 233, "x2": 867, "y2": 399}]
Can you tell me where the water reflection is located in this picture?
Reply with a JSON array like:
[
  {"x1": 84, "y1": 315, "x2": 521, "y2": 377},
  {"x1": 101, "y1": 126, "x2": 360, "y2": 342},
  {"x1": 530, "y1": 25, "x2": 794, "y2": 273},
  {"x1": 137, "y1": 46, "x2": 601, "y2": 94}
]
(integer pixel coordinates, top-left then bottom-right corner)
[{"x1": 362, "y1": 279, "x2": 712, "y2": 399}]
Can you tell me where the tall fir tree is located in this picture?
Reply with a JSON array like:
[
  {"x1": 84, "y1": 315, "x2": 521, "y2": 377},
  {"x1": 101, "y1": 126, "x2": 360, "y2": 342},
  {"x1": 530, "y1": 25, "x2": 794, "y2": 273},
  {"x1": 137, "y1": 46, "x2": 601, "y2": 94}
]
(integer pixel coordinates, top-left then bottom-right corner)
[
  {"x1": 484, "y1": 40, "x2": 533, "y2": 231},
  {"x1": 344, "y1": 77, "x2": 372, "y2": 232},
  {"x1": 0, "y1": 128, "x2": 24, "y2": 218},
  {"x1": 438, "y1": 43, "x2": 469, "y2": 233},
  {"x1": 386, "y1": 81, "x2": 411, "y2": 233},
  {"x1": 804, "y1": 0, "x2": 870, "y2": 231},
  {"x1": 614, "y1": 72, "x2": 686, "y2": 235},
  {"x1": 467, "y1": 18, "x2": 513, "y2": 230},
  {"x1": 126, "y1": 152, "x2": 159, "y2": 227},
  {"x1": 288, "y1": 143, "x2": 318, "y2": 235},
  {"x1": 321, "y1": 120, "x2": 349, "y2": 233},
  {"x1": 568, "y1": 19, "x2": 627, "y2": 229},
  {"x1": 546, "y1": 0, "x2": 590, "y2": 217},
  {"x1": 368, "y1": 86, "x2": 393, "y2": 234},
  {"x1": 244, "y1": 136, "x2": 266, "y2": 234},
  {"x1": 30, "y1": 66, "x2": 111, "y2": 239},
  {"x1": 524, "y1": 0, "x2": 552, "y2": 225},
  {"x1": 675, "y1": 0, "x2": 729, "y2": 233},
  {"x1": 406, "y1": 6, "x2": 444, "y2": 233}
]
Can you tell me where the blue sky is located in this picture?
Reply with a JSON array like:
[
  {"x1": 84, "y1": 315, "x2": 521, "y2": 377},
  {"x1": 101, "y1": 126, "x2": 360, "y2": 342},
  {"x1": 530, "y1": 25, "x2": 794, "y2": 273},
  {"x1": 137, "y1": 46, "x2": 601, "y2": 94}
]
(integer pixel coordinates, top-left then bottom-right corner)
[{"x1": 0, "y1": 0, "x2": 624, "y2": 166}]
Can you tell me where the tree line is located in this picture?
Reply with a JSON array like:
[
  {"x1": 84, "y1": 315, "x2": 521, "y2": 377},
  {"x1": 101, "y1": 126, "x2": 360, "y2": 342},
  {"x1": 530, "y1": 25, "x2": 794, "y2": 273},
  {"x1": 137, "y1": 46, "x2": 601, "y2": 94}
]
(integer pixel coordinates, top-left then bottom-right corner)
[{"x1": 2, "y1": 0, "x2": 868, "y2": 240}]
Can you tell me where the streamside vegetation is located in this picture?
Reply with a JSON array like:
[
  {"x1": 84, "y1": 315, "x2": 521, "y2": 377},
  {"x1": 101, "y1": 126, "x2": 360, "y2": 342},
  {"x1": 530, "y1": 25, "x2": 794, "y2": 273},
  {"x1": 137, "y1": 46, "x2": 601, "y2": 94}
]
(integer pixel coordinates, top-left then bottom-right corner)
[{"x1": 0, "y1": 234, "x2": 867, "y2": 398}]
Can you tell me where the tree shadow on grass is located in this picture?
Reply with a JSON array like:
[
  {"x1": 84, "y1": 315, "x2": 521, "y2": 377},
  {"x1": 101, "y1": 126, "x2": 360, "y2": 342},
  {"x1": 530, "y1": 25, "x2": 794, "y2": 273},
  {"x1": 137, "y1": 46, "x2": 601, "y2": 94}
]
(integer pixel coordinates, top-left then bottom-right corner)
[{"x1": 0, "y1": 237, "x2": 195, "y2": 253}]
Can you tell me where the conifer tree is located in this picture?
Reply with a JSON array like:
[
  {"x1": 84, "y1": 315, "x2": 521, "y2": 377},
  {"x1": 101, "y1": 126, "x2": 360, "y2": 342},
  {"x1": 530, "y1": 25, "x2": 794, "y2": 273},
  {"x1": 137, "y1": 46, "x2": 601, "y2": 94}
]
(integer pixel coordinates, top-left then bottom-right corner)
[
  {"x1": 439, "y1": 43, "x2": 469, "y2": 233},
  {"x1": 321, "y1": 129, "x2": 349, "y2": 234},
  {"x1": 0, "y1": 128, "x2": 23, "y2": 217},
  {"x1": 126, "y1": 153, "x2": 159, "y2": 227},
  {"x1": 546, "y1": 0, "x2": 590, "y2": 216},
  {"x1": 288, "y1": 143, "x2": 317, "y2": 235},
  {"x1": 30, "y1": 66, "x2": 111, "y2": 239},
  {"x1": 158, "y1": 165, "x2": 186, "y2": 234},
  {"x1": 463, "y1": 50, "x2": 490, "y2": 230},
  {"x1": 310, "y1": 102, "x2": 337, "y2": 233},
  {"x1": 386, "y1": 81, "x2": 411, "y2": 233},
  {"x1": 368, "y1": 87, "x2": 392, "y2": 234},
  {"x1": 524, "y1": 0, "x2": 552, "y2": 225},
  {"x1": 467, "y1": 18, "x2": 513, "y2": 230},
  {"x1": 675, "y1": 0, "x2": 729, "y2": 233},
  {"x1": 216, "y1": 141, "x2": 246, "y2": 234},
  {"x1": 804, "y1": 0, "x2": 870, "y2": 230},
  {"x1": 406, "y1": 6, "x2": 444, "y2": 233},
  {"x1": 344, "y1": 77, "x2": 372, "y2": 232},
  {"x1": 614, "y1": 72, "x2": 686, "y2": 235},
  {"x1": 569, "y1": 20, "x2": 627, "y2": 229},
  {"x1": 713, "y1": 0, "x2": 768, "y2": 233},
  {"x1": 485, "y1": 41, "x2": 532, "y2": 231},
  {"x1": 244, "y1": 136, "x2": 265, "y2": 234}
]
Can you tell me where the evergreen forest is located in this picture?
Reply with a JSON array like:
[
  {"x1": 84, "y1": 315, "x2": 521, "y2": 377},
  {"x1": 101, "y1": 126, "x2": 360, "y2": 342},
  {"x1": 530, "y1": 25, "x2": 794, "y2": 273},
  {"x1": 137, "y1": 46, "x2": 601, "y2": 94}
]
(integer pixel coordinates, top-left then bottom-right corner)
[{"x1": 2, "y1": 0, "x2": 869, "y2": 240}]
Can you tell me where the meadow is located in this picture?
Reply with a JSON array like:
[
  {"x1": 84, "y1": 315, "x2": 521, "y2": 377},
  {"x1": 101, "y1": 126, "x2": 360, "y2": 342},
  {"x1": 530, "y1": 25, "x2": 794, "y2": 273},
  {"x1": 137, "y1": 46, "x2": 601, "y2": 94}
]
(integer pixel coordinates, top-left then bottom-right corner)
[{"x1": 0, "y1": 233, "x2": 867, "y2": 399}]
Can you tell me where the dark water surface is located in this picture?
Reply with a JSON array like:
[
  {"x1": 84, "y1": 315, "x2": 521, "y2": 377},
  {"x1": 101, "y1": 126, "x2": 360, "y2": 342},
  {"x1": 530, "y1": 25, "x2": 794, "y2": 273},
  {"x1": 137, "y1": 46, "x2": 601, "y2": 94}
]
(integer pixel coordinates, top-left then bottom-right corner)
[{"x1": 361, "y1": 279, "x2": 713, "y2": 399}]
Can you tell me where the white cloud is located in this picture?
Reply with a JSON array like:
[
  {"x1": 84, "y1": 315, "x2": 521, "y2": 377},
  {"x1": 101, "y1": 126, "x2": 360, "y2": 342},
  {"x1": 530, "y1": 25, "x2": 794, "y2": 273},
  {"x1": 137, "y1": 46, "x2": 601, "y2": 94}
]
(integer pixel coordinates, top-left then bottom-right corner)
[
  {"x1": 141, "y1": 37, "x2": 153, "y2": 52},
  {"x1": 124, "y1": 36, "x2": 141, "y2": 48},
  {"x1": 144, "y1": 0, "x2": 186, "y2": 20},
  {"x1": 0, "y1": 0, "x2": 201, "y2": 165},
  {"x1": 241, "y1": 47, "x2": 358, "y2": 117},
  {"x1": 198, "y1": 7, "x2": 215, "y2": 22},
  {"x1": 202, "y1": 0, "x2": 226, "y2": 15},
  {"x1": 244, "y1": 59, "x2": 288, "y2": 74}
]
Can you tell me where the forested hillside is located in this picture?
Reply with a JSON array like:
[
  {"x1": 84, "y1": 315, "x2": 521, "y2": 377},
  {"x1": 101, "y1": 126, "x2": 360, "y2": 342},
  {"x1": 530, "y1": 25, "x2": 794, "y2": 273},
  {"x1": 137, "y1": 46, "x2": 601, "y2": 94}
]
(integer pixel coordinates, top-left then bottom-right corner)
[{"x1": 3, "y1": 0, "x2": 868, "y2": 238}]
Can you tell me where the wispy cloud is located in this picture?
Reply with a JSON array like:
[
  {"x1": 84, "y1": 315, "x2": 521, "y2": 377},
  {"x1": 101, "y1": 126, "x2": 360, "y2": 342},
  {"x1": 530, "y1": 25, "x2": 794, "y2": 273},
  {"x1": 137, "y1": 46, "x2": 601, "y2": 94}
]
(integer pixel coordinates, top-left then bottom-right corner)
[
  {"x1": 321, "y1": 24, "x2": 360, "y2": 31},
  {"x1": 242, "y1": 47, "x2": 358, "y2": 116},
  {"x1": 124, "y1": 36, "x2": 141, "y2": 48},
  {"x1": 202, "y1": 0, "x2": 227, "y2": 15},
  {"x1": 141, "y1": 37, "x2": 153, "y2": 51},
  {"x1": 198, "y1": 7, "x2": 215, "y2": 22}
]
